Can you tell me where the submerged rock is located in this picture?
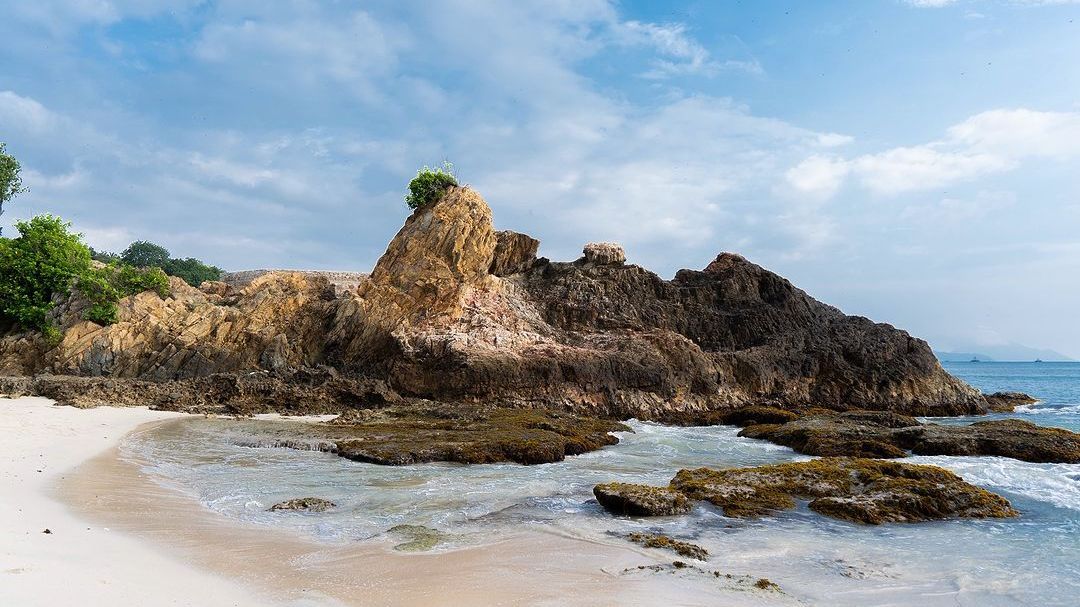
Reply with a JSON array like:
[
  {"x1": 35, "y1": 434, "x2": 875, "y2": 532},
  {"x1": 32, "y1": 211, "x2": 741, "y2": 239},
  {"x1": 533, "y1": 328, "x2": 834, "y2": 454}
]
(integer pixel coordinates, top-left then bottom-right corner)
[
  {"x1": 626, "y1": 532, "x2": 708, "y2": 560},
  {"x1": 593, "y1": 482, "x2": 692, "y2": 516},
  {"x1": 386, "y1": 524, "x2": 450, "y2": 552},
  {"x1": 669, "y1": 458, "x2": 1018, "y2": 524},
  {"x1": 269, "y1": 497, "x2": 336, "y2": 512},
  {"x1": 739, "y1": 410, "x2": 1080, "y2": 464}
]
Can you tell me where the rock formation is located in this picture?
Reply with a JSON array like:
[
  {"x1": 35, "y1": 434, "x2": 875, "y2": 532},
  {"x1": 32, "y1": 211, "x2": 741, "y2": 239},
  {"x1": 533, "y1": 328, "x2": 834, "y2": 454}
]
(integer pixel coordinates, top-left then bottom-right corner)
[{"x1": 0, "y1": 185, "x2": 996, "y2": 419}]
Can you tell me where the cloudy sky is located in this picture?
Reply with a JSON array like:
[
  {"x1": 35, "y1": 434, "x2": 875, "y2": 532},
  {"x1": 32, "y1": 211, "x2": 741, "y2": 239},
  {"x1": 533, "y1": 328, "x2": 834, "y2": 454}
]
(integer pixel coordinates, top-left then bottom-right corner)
[{"x1": 1, "y1": 0, "x2": 1078, "y2": 357}]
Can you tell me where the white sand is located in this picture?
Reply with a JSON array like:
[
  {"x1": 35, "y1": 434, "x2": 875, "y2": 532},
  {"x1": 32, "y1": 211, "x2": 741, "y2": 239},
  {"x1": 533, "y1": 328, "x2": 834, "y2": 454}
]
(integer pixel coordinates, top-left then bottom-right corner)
[{"x1": 0, "y1": 397, "x2": 273, "y2": 607}]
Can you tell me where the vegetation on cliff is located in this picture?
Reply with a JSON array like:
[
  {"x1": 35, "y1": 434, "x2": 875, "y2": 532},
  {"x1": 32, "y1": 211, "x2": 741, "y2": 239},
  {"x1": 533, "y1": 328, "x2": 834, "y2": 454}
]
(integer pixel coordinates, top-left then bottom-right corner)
[
  {"x1": 404, "y1": 161, "x2": 457, "y2": 209},
  {"x1": 0, "y1": 215, "x2": 171, "y2": 339}
]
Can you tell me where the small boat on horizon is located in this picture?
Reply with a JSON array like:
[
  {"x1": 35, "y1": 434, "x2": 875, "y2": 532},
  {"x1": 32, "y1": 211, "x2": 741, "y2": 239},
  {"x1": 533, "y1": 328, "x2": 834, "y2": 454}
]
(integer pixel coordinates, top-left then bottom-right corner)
[{"x1": 970, "y1": 357, "x2": 980, "y2": 363}]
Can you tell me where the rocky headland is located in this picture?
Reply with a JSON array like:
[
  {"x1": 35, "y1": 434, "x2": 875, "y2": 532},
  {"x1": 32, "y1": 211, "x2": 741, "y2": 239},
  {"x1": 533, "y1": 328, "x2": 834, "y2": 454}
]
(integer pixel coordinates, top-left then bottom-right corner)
[{"x1": 1, "y1": 186, "x2": 995, "y2": 420}]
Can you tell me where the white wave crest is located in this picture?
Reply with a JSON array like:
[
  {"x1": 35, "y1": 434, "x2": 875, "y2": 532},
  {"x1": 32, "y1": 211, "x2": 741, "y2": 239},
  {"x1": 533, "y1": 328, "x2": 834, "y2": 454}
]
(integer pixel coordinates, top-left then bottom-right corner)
[{"x1": 909, "y1": 455, "x2": 1080, "y2": 512}]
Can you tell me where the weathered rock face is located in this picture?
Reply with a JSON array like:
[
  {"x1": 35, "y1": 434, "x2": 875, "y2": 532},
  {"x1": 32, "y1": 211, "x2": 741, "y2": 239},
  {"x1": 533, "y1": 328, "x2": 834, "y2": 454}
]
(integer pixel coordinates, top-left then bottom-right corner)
[
  {"x1": 0, "y1": 185, "x2": 995, "y2": 420},
  {"x1": 489, "y1": 230, "x2": 539, "y2": 276},
  {"x1": 0, "y1": 273, "x2": 337, "y2": 380},
  {"x1": 668, "y1": 459, "x2": 1018, "y2": 524}
]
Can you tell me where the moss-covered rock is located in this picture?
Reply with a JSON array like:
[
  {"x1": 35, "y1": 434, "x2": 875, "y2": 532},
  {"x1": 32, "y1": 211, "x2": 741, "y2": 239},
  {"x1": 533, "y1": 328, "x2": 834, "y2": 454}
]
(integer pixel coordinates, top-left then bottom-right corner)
[
  {"x1": 669, "y1": 458, "x2": 1018, "y2": 524},
  {"x1": 268, "y1": 497, "x2": 336, "y2": 512},
  {"x1": 593, "y1": 482, "x2": 692, "y2": 516},
  {"x1": 626, "y1": 532, "x2": 708, "y2": 560},
  {"x1": 231, "y1": 403, "x2": 628, "y2": 466}
]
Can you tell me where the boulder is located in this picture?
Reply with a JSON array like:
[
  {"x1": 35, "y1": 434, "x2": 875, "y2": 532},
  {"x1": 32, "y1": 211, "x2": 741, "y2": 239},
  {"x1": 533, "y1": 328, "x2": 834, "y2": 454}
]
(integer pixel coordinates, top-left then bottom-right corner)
[
  {"x1": 669, "y1": 459, "x2": 1018, "y2": 524},
  {"x1": 983, "y1": 391, "x2": 1038, "y2": 412},
  {"x1": 489, "y1": 230, "x2": 539, "y2": 276},
  {"x1": 593, "y1": 482, "x2": 692, "y2": 516},
  {"x1": 582, "y1": 242, "x2": 626, "y2": 265}
]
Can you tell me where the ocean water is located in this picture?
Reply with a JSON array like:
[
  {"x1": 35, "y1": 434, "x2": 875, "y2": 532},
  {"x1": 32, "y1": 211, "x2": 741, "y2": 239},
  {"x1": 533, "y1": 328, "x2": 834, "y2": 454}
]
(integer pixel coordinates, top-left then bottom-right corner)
[{"x1": 123, "y1": 362, "x2": 1080, "y2": 606}]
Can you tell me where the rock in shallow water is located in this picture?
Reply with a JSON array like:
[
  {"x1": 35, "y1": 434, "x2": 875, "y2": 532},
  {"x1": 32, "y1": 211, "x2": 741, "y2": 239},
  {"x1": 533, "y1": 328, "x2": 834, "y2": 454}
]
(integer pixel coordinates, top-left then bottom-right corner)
[
  {"x1": 738, "y1": 410, "x2": 1080, "y2": 464},
  {"x1": 669, "y1": 458, "x2": 1018, "y2": 524},
  {"x1": 626, "y1": 532, "x2": 708, "y2": 560},
  {"x1": 269, "y1": 497, "x2": 336, "y2": 512},
  {"x1": 593, "y1": 482, "x2": 692, "y2": 516}
]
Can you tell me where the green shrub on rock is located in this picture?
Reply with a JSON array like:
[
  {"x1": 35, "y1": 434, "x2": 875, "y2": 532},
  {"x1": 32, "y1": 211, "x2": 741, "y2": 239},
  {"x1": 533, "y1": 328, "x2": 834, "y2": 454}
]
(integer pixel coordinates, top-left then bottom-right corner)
[
  {"x1": 78, "y1": 263, "x2": 170, "y2": 326},
  {"x1": 405, "y1": 161, "x2": 458, "y2": 210},
  {"x1": 0, "y1": 215, "x2": 91, "y2": 332}
]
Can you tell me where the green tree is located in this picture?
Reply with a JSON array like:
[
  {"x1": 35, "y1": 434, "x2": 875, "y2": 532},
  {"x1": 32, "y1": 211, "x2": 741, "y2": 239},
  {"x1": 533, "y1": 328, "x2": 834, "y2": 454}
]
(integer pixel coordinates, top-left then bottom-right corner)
[
  {"x1": 0, "y1": 215, "x2": 91, "y2": 331},
  {"x1": 0, "y1": 142, "x2": 28, "y2": 237},
  {"x1": 163, "y1": 257, "x2": 222, "y2": 287},
  {"x1": 89, "y1": 247, "x2": 120, "y2": 264},
  {"x1": 121, "y1": 240, "x2": 170, "y2": 268},
  {"x1": 404, "y1": 161, "x2": 458, "y2": 210}
]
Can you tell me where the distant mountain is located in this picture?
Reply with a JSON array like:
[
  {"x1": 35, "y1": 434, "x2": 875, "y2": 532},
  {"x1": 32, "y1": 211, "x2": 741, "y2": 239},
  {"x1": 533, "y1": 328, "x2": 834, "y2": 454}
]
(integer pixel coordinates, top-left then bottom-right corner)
[
  {"x1": 935, "y1": 351, "x2": 995, "y2": 363},
  {"x1": 936, "y1": 344, "x2": 1075, "y2": 362}
]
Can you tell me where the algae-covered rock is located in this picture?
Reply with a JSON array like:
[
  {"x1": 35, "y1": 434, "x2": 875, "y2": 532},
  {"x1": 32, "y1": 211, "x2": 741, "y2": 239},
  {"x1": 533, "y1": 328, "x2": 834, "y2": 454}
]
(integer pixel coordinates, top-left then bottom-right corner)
[
  {"x1": 669, "y1": 458, "x2": 1018, "y2": 524},
  {"x1": 739, "y1": 410, "x2": 1080, "y2": 464},
  {"x1": 387, "y1": 524, "x2": 450, "y2": 552},
  {"x1": 269, "y1": 497, "x2": 336, "y2": 512},
  {"x1": 593, "y1": 482, "x2": 692, "y2": 516},
  {"x1": 232, "y1": 403, "x2": 627, "y2": 466},
  {"x1": 983, "y1": 391, "x2": 1038, "y2": 412},
  {"x1": 626, "y1": 532, "x2": 708, "y2": 560}
]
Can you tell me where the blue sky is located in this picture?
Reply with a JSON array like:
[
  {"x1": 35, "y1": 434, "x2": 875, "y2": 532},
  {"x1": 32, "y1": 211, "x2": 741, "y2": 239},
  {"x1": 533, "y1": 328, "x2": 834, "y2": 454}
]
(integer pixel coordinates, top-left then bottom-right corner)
[{"x1": 1, "y1": 0, "x2": 1078, "y2": 357}]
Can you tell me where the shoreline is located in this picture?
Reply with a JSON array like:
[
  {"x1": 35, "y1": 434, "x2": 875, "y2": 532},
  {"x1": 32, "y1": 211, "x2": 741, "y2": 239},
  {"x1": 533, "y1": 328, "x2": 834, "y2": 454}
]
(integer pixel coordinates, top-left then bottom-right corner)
[{"x1": 3, "y1": 397, "x2": 793, "y2": 607}]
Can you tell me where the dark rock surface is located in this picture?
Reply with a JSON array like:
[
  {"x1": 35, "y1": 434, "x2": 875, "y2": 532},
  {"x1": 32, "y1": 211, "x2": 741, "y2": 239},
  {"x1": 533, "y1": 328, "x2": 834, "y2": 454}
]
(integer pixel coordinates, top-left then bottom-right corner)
[
  {"x1": 668, "y1": 459, "x2": 1018, "y2": 524},
  {"x1": 738, "y1": 410, "x2": 1080, "y2": 464},
  {"x1": 983, "y1": 391, "x2": 1038, "y2": 412},
  {"x1": 593, "y1": 482, "x2": 692, "y2": 516}
]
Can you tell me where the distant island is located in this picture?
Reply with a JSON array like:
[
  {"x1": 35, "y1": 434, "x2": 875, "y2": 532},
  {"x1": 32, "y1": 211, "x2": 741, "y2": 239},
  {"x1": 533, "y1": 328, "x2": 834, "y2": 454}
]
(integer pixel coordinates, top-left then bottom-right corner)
[{"x1": 936, "y1": 347, "x2": 1076, "y2": 363}]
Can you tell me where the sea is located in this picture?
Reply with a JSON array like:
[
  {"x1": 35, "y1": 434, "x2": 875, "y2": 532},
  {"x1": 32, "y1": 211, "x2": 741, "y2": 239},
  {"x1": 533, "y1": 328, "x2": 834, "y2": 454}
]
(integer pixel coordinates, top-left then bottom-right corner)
[{"x1": 123, "y1": 362, "x2": 1080, "y2": 606}]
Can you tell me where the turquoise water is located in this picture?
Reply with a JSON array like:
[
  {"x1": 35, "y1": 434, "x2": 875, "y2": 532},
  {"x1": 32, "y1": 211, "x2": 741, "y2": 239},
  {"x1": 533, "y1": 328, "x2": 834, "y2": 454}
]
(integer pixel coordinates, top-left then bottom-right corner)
[{"x1": 123, "y1": 362, "x2": 1080, "y2": 606}]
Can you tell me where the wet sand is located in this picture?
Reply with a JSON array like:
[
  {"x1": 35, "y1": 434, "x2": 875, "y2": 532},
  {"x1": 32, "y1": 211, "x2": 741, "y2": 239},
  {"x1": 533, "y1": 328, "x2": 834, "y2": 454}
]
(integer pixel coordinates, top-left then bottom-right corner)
[{"x1": 4, "y1": 397, "x2": 792, "y2": 606}]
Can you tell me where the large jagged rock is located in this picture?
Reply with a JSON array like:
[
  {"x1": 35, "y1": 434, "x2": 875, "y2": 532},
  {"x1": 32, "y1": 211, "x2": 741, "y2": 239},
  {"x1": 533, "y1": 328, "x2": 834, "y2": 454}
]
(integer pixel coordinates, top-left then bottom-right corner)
[{"x1": 329, "y1": 186, "x2": 499, "y2": 365}]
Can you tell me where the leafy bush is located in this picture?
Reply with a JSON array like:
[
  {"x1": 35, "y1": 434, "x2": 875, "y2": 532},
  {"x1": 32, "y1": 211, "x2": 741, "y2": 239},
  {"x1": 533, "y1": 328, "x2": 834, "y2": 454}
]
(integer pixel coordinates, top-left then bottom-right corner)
[
  {"x1": 78, "y1": 263, "x2": 171, "y2": 326},
  {"x1": 0, "y1": 215, "x2": 91, "y2": 332},
  {"x1": 0, "y1": 142, "x2": 27, "y2": 238},
  {"x1": 117, "y1": 240, "x2": 222, "y2": 286},
  {"x1": 405, "y1": 161, "x2": 458, "y2": 210},
  {"x1": 164, "y1": 257, "x2": 222, "y2": 286},
  {"x1": 90, "y1": 247, "x2": 120, "y2": 264},
  {"x1": 121, "y1": 240, "x2": 171, "y2": 268}
]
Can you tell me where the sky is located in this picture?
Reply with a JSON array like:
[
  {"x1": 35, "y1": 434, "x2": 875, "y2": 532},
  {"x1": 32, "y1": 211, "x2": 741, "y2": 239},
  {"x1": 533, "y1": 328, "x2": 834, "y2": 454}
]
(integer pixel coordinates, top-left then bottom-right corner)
[{"x1": 1, "y1": 0, "x2": 1078, "y2": 358}]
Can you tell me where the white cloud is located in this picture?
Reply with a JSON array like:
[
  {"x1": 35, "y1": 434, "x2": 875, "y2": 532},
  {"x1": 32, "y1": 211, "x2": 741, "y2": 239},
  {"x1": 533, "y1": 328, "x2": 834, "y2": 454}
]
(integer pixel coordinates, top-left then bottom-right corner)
[
  {"x1": 905, "y1": 0, "x2": 959, "y2": 7},
  {"x1": 617, "y1": 20, "x2": 763, "y2": 78},
  {"x1": 787, "y1": 108, "x2": 1080, "y2": 197},
  {"x1": 0, "y1": 91, "x2": 57, "y2": 134}
]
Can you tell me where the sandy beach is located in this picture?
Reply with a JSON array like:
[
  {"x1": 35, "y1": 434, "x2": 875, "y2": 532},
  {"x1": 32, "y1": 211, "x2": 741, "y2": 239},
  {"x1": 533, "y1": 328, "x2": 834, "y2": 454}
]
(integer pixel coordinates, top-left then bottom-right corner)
[
  {"x1": 1, "y1": 397, "x2": 793, "y2": 607},
  {"x1": 0, "y1": 396, "x2": 273, "y2": 606}
]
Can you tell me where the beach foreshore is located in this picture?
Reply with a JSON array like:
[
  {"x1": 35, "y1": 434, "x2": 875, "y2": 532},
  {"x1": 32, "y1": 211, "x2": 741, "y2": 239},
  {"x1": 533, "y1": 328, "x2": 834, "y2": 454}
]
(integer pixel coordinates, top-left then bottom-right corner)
[
  {"x1": 0, "y1": 397, "x2": 271, "y2": 606},
  {"x1": 1, "y1": 397, "x2": 791, "y2": 607}
]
